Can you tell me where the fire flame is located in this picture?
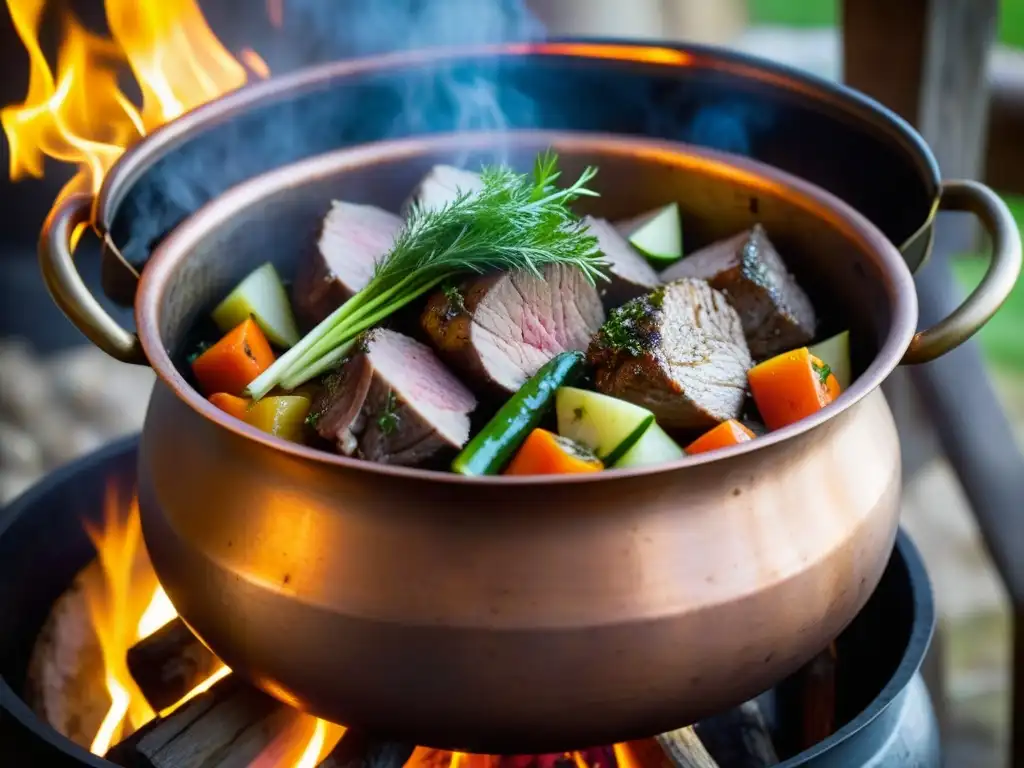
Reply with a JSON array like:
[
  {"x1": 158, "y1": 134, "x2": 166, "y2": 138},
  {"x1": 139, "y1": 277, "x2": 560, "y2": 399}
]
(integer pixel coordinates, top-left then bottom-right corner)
[
  {"x1": 80, "y1": 487, "x2": 338, "y2": 765},
  {"x1": 1, "y1": 0, "x2": 263, "y2": 216}
]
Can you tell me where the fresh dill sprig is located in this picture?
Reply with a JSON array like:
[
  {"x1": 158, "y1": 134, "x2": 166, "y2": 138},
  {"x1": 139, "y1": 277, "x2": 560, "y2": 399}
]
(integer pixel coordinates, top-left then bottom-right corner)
[{"x1": 246, "y1": 150, "x2": 608, "y2": 400}]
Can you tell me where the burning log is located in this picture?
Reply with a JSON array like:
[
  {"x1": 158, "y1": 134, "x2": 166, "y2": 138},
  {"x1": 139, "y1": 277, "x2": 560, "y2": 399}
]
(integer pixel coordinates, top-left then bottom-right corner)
[
  {"x1": 104, "y1": 674, "x2": 288, "y2": 767},
  {"x1": 126, "y1": 616, "x2": 222, "y2": 712}
]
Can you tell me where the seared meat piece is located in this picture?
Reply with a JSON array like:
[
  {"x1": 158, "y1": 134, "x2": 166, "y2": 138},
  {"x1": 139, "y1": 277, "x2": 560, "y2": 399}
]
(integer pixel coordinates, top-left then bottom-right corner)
[
  {"x1": 660, "y1": 225, "x2": 816, "y2": 359},
  {"x1": 583, "y1": 216, "x2": 661, "y2": 308},
  {"x1": 291, "y1": 201, "x2": 404, "y2": 329},
  {"x1": 420, "y1": 264, "x2": 606, "y2": 396},
  {"x1": 587, "y1": 279, "x2": 752, "y2": 430},
  {"x1": 312, "y1": 329, "x2": 477, "y2": 466},
  {"x1": 405, "y1": 165, "x2": 484, "y2": 213}
]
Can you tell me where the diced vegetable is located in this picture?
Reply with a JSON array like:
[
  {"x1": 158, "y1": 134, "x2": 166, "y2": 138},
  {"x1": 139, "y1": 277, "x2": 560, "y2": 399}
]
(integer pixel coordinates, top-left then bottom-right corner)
[
  {"x1": 209, "y1": 392, "x2": 250, "y2": 421},
  {"x1": 211, "y1": 263, "x2": 300, "y2": 348},
  {"x1": 618, "y1": 203, "x2": 682, "y2": 266},
  {"x1": 504, "y1": 429, "x2": 603, "y2": 475},
  {"x1": 612, "y1": 423, "x2": 684, "y2": 468},
  {"x1": 685, "y1": 419, "x2": 756, "y2": 455},
  {"x1": 556, "y1": 387, "x2": 655, "y2": 466},
  {"x1": 747, "y1": 347, "x2": 840, "y2": 431},
  {"x1": 452, "y1": 351, "x2": 586, "y2": 476},
  {"x1": 243, "y1": 395, "x2": 311, "y2": 443},
  {"x1": 191, "y1": 317, "x2": 276, "y2": 396},
  {"x1": 808, "y1": 330, "x2": 852, "y2": 391}
]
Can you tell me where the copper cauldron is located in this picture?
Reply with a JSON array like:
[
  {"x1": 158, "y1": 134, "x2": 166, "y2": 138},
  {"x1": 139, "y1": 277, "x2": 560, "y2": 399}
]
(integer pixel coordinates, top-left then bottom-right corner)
[{"x1": 38, "y1": 131, "x2": 1020, "y2": 752}]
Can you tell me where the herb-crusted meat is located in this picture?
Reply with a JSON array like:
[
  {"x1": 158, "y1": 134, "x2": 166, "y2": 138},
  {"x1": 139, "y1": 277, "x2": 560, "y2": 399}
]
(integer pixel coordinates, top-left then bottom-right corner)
[
  {"x1": 660, "y1": 225, "x2": 816, "y2": 359},
  {"x1": 291, "y1": 201, "x2": 404, "y2": 329},
  {"x1": 420, "y1": 263, "x2": 606, "y2": 396},
  {"x1": 587, "y1": 279, "x2": 753, "y2": 430},
  {"x1": 583, "y1": 216, "x2": 662, "y2": 309},
  {"x1": 311, "y1": 329, "x2": 477, "y2": 466}
]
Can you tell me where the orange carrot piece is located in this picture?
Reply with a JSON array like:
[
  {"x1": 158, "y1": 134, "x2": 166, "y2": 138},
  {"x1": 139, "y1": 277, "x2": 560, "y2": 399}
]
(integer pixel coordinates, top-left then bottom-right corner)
[
  {"x1": 685, "y1": 419, "x2": 756, "y2": 455},
  {"x1": 191, "y1": 317, "x2": 276, "y2": 396},
  {"x1": 504, "y1": 428, "x2": 603, "y2": 476},
  {"x1": 209, "y1": 392, "x2": 251, "y2": 420},
  {"x1": 747, "y1": 347, "x2": 840, "y2": 431}
]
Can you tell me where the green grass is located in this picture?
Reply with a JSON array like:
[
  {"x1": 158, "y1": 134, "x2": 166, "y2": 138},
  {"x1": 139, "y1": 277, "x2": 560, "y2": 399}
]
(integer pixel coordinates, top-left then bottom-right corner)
[{"x1": 749, "y1": 0, "x2": 1024, "y2": 47}]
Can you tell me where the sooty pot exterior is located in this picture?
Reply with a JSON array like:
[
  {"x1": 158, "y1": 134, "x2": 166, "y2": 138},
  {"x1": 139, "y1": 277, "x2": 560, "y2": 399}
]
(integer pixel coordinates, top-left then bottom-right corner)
[{"x1": 45, "y1": 132, "x2": 1019, "y2": 752}]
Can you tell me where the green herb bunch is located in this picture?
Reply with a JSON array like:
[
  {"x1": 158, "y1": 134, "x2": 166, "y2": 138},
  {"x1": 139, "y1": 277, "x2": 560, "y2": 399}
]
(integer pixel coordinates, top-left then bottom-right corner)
[{"x1": 246, "y1": 150, "x2": 608, "y2": 399}]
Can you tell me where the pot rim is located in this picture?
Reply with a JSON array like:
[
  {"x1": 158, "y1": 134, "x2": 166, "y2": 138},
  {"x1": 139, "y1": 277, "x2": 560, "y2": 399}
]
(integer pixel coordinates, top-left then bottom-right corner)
[
  {"x1": 96, "y1": 39, "x2": 942, "y2": 249},
  {"x1": 136, "y1": 130, "x2": 917, "y2": 484}
]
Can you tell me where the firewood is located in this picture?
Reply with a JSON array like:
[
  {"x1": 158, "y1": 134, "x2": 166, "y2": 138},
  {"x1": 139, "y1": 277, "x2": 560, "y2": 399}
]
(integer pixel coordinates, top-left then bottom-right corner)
[
  {"x1": 320, "y1": 731, "x2": 414, "y2": 768},
  {"x1": 694, "y1": 699, "x2": 778, "y2": 767},
  {"x1": 127, "y1": 617, "x2": 222, "y2": 712},
  {"x1": 24, "y1": 564, "x2": 110, "y2": 750},
  {"x1": 655, "y1": 727, "x2": 720, "y2": 768},
  {"x1": 105, "y1": 674, "x2": 297, "y2": 768}
]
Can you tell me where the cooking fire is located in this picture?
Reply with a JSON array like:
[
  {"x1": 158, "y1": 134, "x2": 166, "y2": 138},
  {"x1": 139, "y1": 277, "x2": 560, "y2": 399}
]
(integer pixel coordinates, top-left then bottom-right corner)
[{"x1": 22, "y1": 484, "x2": 830, "y2": 768}]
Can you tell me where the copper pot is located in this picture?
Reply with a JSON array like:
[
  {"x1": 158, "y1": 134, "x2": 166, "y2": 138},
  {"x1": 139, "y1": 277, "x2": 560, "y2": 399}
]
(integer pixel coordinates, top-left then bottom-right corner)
[{"x1": 38, "y1": 131, "x2": 1018, "y2": 752}]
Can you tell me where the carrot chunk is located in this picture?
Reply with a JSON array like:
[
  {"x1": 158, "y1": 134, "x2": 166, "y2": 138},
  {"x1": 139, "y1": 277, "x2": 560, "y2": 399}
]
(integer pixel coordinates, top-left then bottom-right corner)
[
  {"x1": 747, "y1": 347, "x2": 841, "y2": 431},
  {"x1": 209, "y1": 392, "x2": 251, "y2": 420},
  {"x1": 685, "y1": 419, "x2": 756, "y2": 455},
  {"x1": 504, "y1": 428, "x2": 603, "y2": 476},
  {"x1": 191, "y1": 317, "x2": 276, "y2": 396}
]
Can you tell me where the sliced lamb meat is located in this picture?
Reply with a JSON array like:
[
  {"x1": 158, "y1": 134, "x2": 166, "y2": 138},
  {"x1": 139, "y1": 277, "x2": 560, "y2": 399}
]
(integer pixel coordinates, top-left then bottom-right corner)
[
  {"x1": 420, "y1": 263, "x2": 606, "y2": 396},
  {"x1": 312, "y1": 329, "x2": 477, "y2": 466},
  {"x1": 291, "y1": 201, "x2": 404, "y2": 329},
  {"x1": 587, "y1": 279, "x2": 752, "y2": 430},
  {"x1": 583, "y1": 216, "x2": 661, "y2": 308},
  {"x1": 659, "y1": 225, "x2": 816, "y2": 359},
  {"x1": 404, "y1": 165, "x2": 484, "y2": 213}
]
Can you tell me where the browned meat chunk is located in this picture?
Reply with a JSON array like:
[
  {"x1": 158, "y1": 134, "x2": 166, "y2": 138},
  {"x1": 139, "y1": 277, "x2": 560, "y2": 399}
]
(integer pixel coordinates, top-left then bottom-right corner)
[
  {"x1": 583, "y1": 216, "x2": 661, "y2": 308},
  {"x1": 420, "y1": 264, "x2": 606, "y2": 396},
  {"x1": 291, "y1": 201, "x2": 404, "y2": 329},
  {"x1": 404, "y1": 165, "x2": 484, "y2": 213},
  {"x1": 588, "y1": 279, "x2": 752, "y2": 430},
  {"x1": 312, "y1": 329, "x2": 477, "y2": 466},
  {"x1": 660, "y1": 225, "x2": 816, "y2": 359}
]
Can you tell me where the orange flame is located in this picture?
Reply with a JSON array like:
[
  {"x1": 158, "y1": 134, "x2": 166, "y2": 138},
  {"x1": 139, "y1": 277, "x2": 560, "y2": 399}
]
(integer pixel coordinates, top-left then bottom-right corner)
[
  {"x1": 1, "y1": 0, "x2": 263, "y2": 218},
  {"x1": 80, "y1": 485, "x2": 337, "y2": 766}
]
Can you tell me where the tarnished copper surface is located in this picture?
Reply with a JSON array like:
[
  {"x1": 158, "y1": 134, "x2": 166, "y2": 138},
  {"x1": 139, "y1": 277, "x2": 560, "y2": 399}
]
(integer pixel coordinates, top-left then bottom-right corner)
[{"x1": 120, "y1": 132, "x2": 923, "y2": 751}]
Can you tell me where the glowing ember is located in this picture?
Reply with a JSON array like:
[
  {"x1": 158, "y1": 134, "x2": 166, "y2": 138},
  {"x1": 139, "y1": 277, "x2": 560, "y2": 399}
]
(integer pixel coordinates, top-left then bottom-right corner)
[{"x1": 1, "y1": 0, "x2": 265, "y2": 218}]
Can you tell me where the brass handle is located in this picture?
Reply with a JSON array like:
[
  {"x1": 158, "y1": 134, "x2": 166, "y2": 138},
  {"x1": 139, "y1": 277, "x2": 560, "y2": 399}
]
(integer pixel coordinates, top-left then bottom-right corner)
[
  {"x1": 39, "y1": 194, "x2": 147, "y2": 365},
  {"x1": 901, "y1": 180, "x2": 1022, "y2": 365}
]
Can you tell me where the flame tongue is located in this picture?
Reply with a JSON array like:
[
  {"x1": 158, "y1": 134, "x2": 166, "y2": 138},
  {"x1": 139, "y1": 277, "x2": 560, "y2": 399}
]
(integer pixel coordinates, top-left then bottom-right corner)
[{"x1": 2, "y1": 0, "x2": 262, "y2": 215}]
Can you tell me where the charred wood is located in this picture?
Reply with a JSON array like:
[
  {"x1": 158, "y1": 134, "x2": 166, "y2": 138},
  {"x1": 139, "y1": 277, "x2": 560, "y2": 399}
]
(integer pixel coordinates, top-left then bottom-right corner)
[
  {"x1": 104, "y1": 675, "x2": 293, "y2": 767},
  {"x1": 773, "y1": 643, "x2": 837, "y2": 755},
  {"x1": 127, "y1": 617, "x2": 223, "y2": 713}
]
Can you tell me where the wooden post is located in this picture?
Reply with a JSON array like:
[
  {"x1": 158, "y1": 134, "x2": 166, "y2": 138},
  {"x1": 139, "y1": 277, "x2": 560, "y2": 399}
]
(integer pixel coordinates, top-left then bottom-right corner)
[{"x1": 843, "y1": 1, "x2": 1020, "y2": 765}]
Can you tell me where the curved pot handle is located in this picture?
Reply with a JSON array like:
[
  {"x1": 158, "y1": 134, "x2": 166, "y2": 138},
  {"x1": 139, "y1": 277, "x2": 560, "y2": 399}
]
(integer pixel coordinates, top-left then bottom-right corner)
[
  {"x1": 39, "y1": 193, "x2": 148, "y2": 365},
  {"x1": 902, "y1": 180, "x2": 1022, "y2": 365}
]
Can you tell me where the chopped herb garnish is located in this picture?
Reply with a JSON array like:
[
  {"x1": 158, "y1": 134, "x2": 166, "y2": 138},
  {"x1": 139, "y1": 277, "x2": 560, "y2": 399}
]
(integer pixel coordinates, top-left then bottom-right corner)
[
  {"x1": 812, "y1": 360, "x2": 832, "y2": 385},
  {"x1": 592, "y1": 287, "x2": 665, "y2": 357},
  {"x1": 305, "y1": 410, "x2": 322, "y2": 427},
  {"x1": 442, "y1": 283, "x2": 467, "y2": 317},
  {"x1": 245, "y1": 150, "x2": 608, "y2": 400},
  {"x1": 377, "y1": 390, "x2": 400, "y2": 435}
]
